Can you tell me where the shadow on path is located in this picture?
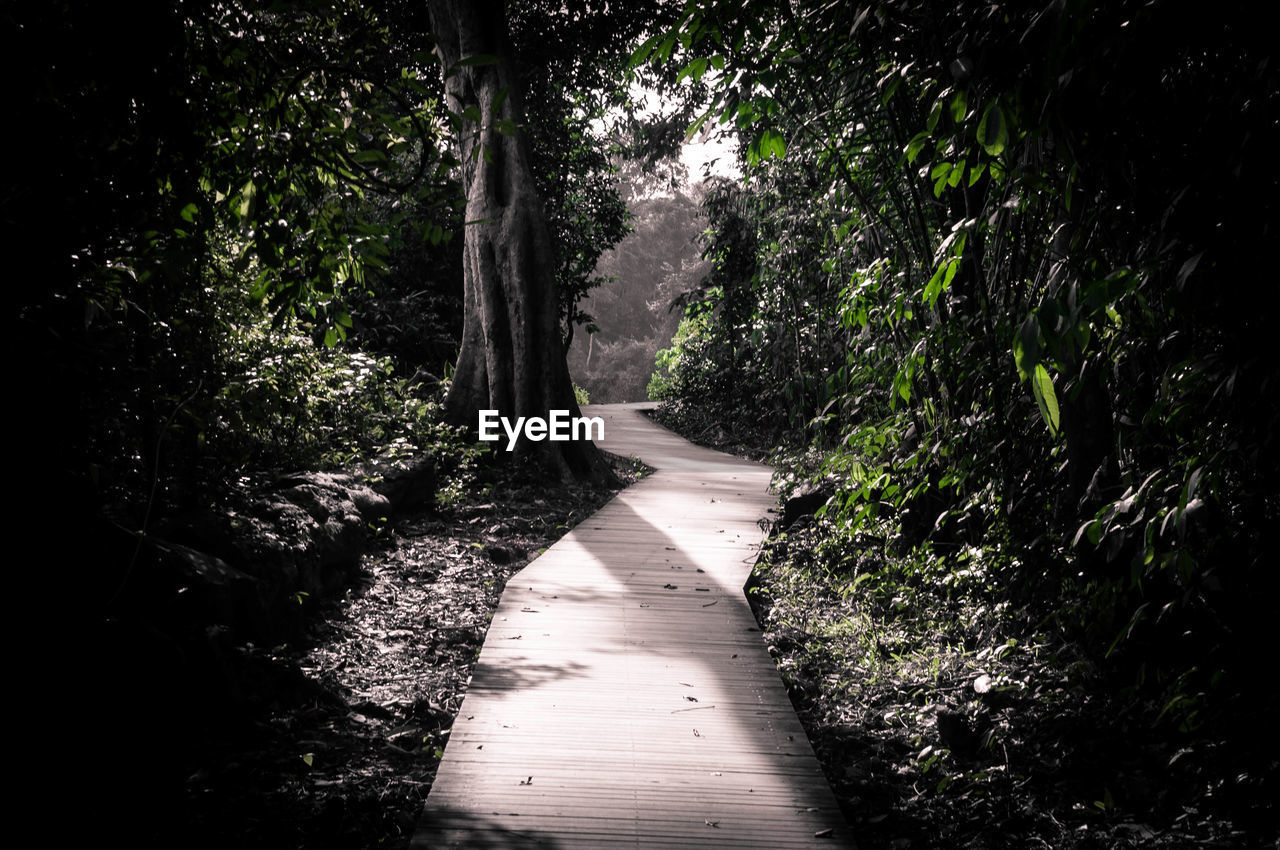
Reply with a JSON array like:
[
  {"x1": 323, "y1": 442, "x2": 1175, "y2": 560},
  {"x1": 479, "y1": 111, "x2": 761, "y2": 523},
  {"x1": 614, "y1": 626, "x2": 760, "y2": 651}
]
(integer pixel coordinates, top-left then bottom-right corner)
[{"x1": 413, "y1": 404, "x2": 852, "y2": 848}]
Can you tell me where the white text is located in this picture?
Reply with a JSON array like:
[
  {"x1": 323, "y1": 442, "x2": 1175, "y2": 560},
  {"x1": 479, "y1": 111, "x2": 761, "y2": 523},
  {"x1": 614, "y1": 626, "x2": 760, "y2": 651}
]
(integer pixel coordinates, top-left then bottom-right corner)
[{"x1": 478, "y1": 409, "x2": 604, "y2": 451}]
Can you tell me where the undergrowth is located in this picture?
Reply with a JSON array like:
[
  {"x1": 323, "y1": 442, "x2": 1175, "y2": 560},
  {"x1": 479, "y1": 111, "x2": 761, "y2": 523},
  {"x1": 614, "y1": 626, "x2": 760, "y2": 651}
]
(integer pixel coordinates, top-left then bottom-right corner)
[
  {"x1": 751, "y1": 516, "x2": 1276, "y2": 848},
  {"x1": 656, "y1": 398, "x2": 1275, "y2": 847}
]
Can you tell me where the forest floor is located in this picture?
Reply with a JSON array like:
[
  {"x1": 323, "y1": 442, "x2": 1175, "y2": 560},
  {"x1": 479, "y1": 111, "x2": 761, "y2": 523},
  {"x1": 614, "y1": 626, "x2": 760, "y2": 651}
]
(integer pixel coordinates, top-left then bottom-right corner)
[{"x1": 179, "y1": 454, "x2": 643, "y2": 849}]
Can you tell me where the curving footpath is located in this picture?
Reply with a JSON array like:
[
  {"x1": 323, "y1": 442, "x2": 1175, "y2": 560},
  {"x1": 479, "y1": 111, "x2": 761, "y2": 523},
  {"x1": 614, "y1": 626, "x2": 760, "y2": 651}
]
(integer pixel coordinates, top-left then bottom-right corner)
[{"x1": 412, "y1": 402, "x2": 853, "y2": 848}]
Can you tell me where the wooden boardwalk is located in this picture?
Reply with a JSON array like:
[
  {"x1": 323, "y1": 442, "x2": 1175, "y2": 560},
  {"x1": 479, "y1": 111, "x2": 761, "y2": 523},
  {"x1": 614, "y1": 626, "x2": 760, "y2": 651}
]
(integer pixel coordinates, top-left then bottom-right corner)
[{"x1": 412, "y1": 403, "x2": 853, "y2": 848}]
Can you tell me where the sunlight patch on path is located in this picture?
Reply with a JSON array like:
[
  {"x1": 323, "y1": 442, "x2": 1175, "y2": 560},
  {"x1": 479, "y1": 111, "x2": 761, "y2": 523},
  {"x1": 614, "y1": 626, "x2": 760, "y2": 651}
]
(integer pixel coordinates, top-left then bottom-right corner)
[{"x1": 413, "y1": 403, "x2": 852, "y2": 848}]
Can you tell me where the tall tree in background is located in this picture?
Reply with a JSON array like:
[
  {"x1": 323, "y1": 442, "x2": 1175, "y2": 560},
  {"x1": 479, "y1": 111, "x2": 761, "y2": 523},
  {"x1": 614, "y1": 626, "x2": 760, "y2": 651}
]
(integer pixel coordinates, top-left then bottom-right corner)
[{"x1": 427, "y1": 0, "x2": 615, "y2": 483}]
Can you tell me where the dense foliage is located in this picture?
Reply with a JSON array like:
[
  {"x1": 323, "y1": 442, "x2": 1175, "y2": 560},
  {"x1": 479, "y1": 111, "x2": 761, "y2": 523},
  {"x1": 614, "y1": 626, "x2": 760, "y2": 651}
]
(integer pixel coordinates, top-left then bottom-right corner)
[
  {"x1": 13, "y1": 0, "x2": 667, "y2": 533},
  {"x1": 14, "y1": 0, "x2": 468, "y2": 533},
  {"x1": 641, "y1": 0, "x2": 1277, "y2": 839}
]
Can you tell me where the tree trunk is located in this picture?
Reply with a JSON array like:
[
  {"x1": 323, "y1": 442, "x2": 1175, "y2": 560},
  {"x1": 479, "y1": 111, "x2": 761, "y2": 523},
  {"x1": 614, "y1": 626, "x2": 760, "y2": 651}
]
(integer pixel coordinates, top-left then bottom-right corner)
[{"x1": 427, "y1": 0, "x2": 616, "y2": 485}]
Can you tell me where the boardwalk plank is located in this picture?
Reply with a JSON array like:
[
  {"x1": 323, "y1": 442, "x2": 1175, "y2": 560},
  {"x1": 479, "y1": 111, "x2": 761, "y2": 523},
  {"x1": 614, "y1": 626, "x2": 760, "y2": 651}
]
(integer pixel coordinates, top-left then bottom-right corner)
[{"x1": 413, "y1": 403, "x2": 852, "y2": 849}]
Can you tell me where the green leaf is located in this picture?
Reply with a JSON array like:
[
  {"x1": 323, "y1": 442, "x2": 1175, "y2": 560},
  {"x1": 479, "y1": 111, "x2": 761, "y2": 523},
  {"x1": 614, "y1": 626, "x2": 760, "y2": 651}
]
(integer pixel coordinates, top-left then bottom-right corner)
[
  {"x1": 1088, "y1": 521, "x2": 1102, "y2": 545},
  {"x1": 943, "y1": 258, "x2": 958, "y2": 289},
  {"x1": 323, "y1": 327, "x2": 338, "y2": 348},
  {"x1": 949, "y1": 90, "x2": 968, "y2": 122},
  {"x1": 977, "y1": 101, "x2": 1008, "y2": 156},
  {"x1": 905, "y1": 133, "x2": 928, "y2": 164},
  {"x1": 237, "y1": 178, "x2": 256, "y2": 219},
  {"x1": 1031, "y1": 363, "x2": 1060, "y2": 435},
  {"x1": 925, "y1": 99, "x2": 942, "y2": 134},
  {"x1": 1073, "y1": 519, "x2": 1100, "y2": 547},
  {"x1": 656, "y1": 33, "x2": 677, "y2": 63},
  {"x1": 757, "y1": 128, "x2": 785, "y2": 160},
  {"x1": 931, "y1": 162, "x2": 951, "y2": 197},
  {"x1": 249, "y1": 269, "x2": 271, "y2": 302},
  {"x1": 677, "y1": 56, "x2": 708, "y2": 83},
  {"x1": 1012, "y1": 314, "x2": 1040, "y2": 381},
  {"x1": 685, "y1": 110, "x2": 711, "y2": 142},
  {"x1": 455, "y1": 54, "x2": 499, "y2": 68},
  {"x1": 925, "y1": 264, "x2": 945, "y2": 306},
  {"x1": 752, "y1": 130, "x2": 771, "y2": 162},
  {"x1": 923, "y1": 259, "x2": 957, "y2": 308},
  {"x1": 627, "y1": 35, "x2": 660, "y2": 68}
]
